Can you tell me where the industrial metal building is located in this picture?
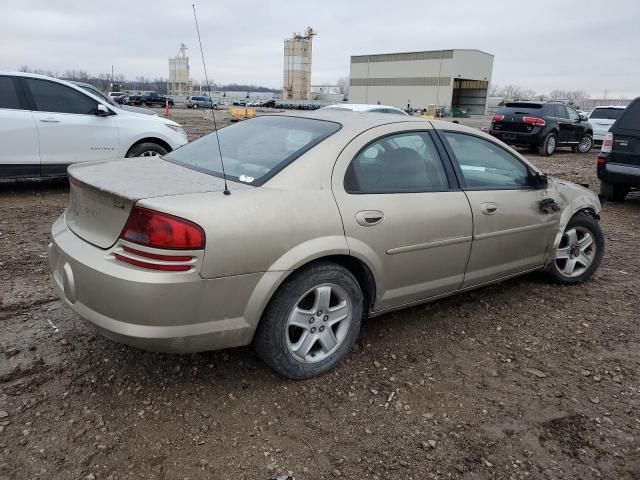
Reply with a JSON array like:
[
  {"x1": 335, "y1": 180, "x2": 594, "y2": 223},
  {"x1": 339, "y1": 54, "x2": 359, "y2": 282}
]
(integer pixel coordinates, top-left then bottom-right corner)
[{"x1": 349, "y1": 49, "x2": 494, "y2": 114}]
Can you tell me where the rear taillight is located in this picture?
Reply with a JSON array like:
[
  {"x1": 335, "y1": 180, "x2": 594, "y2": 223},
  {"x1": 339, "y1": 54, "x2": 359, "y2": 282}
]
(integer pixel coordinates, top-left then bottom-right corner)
[
  {"x1": 601, "y1": 133, "x2": 613, "y2": 153},
  {"x1": 119, "y1": 207, "x2": 205, "y2": 250},
  {"x1": 492, "y1": 114, "x2": 504, "y2": 122},
  {"x1": 597, "y1": 156, "x2": 606, "y2": 165},
  {"x1": 522, "y1": 117, "x2": 546, "y2": 126}
]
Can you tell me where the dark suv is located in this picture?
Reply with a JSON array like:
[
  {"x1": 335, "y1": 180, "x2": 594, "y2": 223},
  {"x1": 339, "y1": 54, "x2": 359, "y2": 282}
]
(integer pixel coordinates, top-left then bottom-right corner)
[
  {"x1": 597, "y1": 97, "x2": 640, "y2": 201},
  {"x1": 490, "y1": 101, "x2": 594, "y2": 156}
]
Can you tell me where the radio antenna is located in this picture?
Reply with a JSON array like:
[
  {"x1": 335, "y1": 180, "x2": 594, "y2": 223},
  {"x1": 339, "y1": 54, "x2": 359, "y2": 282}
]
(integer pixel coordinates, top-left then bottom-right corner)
[{"x1": 193, "y1": 3, "x2": 230, "y2": 195}]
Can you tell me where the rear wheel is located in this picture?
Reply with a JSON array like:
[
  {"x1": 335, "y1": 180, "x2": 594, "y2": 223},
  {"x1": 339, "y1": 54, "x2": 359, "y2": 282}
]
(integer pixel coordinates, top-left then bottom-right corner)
[
  {"x1": 600, "y1": 181, "x2": 630, "y2": 202},
  {"x1": 253, "y1": 262, "x2": 363, "y2": 379},
  {"x1": 572, "y1": 134, "x2": 593, "y2": 153},
  {"x1": 547, "y1": 213, "x2": 604, "y2": 284},
  {"x1": 192, "y1": 103, "x2": 198, "y2": 109},
  {"x1": 538, "y1": 132, "x2": 557, "y2": 156},
  {"x1": 126, "y1": 142, "x2": 168, "y2": 158}
]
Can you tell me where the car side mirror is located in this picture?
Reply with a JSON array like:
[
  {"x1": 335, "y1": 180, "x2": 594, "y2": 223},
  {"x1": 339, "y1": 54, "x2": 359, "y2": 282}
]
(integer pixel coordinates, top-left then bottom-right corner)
[
  {"x1": 96, "y1": 104, "x2": 110, "y2": 116},
  {"x1": 530, "y1": 172, "x2": 548, "y2": 189}
]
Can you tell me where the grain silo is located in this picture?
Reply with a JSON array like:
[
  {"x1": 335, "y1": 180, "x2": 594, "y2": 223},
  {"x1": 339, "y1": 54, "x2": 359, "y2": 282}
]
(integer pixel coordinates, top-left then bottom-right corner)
[
  {"x1": 282, "y1": 27, "x2": 315, "y2": 101},
  {"x1": 168, "y1": 44, "x2": 193, "y2": 99}
]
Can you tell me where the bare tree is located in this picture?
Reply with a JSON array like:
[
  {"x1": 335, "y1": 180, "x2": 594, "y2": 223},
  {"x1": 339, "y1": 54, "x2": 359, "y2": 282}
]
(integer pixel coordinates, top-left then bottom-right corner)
[
  {"x1": 19, "y1": 65, "x2": 32, "y2": 72},
  {"x1": 336, "y1": 76, "x2": 350, "y2": 97},
  {"x1": 500, "y1": 84, "x2": 524, "y2": 101},
  {"x1": 489, "y1": 83, "x2": 501, "y2": 97},
  {"x1": 548, "y1": 90, "x2": 567, "y2": 100}
]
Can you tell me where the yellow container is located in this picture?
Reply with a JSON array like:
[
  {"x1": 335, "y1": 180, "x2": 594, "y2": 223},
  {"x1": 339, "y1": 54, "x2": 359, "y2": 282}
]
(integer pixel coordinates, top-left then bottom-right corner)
[{"x1": 228, "y1": 107, "x2": 256, "y2": 119}]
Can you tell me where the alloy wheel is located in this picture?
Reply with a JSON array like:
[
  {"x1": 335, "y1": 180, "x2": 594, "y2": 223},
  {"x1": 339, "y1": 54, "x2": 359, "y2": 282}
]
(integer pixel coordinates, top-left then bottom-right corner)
[
  {"x1": 138, "y1": 150, "x2": 160, "y2": 157},
  {"x1": 547, "y1": 136, "x2": 556, "y2": 155},
  {"x1": 286, "y1": 283, "x2": 352, "y2": 363},
  {"x1": 577, "y1": 135, "x2": 592, "y2": 153},
  {"x1": 554, "y1": 226, "x2": 596, "y2": 278}
]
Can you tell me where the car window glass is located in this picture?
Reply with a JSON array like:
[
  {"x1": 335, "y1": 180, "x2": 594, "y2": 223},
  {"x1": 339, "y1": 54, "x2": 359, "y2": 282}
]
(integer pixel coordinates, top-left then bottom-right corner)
[
  {"x1": 442, "y1": 132, "x2": 530, "y2": 189},
  {"x1": 345, "y1": 132, "x2": 449, "y2": 193},
  {"x1": 0, "y1": 77, "x2": 22, "y2": 109},
  {"x1": 617, "y1": 102, "x2": 640, "y2": 131},
  {"x1": 589, "y1": 108, "x2": 624, "y2": 120},
  {"x1": 567, "y1": 107, "x2": 579, "y2": 121},
  {"x1": 26, "y1": 79, "x2": 98, "y2": 115},
  {"x1": 555, "y1": 105, "x2": 568, "y2": 119}
]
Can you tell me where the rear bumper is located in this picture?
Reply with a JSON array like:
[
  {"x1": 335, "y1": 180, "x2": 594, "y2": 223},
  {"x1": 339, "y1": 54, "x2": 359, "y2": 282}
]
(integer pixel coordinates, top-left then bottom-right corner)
[
  {"x1": 489, "y1": 130, "x2": 543, "y2": 146},
  {"x1": 597, "y1": 162, "x2": 640, "y2": 187},
  {"x1": 48, "y1": 215, "x2": 263, "y2": 353}
]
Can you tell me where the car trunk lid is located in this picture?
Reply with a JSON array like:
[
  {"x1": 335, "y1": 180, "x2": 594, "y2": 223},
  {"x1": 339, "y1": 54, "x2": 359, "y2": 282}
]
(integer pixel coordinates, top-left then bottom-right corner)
[
  {"x1": 492, "y1": 103, "x2": 545, "y2": 133},
  {"x1": 65, "y1": 157, "x2": 247, "y2": 249}
]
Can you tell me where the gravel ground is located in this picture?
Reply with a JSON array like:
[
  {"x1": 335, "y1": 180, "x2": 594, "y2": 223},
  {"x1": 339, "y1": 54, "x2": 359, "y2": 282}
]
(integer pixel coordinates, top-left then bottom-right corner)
[{"x1": 1, "y1": 112, "x2": 639, "y2": 480}]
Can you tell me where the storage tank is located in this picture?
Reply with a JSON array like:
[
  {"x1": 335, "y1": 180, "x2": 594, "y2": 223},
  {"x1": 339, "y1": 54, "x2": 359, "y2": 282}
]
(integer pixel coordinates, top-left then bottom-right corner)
[{"x1": 283, "y1": 28, "x2": 315, "y2": 101}]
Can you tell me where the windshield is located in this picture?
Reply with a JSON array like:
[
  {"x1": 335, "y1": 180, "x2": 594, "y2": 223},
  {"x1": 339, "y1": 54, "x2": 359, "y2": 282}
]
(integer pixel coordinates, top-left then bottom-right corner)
[
  {"x1": 590, "y1": 108, "x2": 625, "y2": 120},
  {"x1": 163, "y1": 115, "x2": 341, "y2": 185}
]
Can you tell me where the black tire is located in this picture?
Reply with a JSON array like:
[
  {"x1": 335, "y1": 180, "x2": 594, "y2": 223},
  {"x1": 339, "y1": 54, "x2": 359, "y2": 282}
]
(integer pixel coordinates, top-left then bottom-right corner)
[
  {"x1": 538, "y1": 132, "x2": 557, "y2": 156},
  {"x1": 253, "y1": 262, "x2": 363, "y2": 379},
  {"x1": 192, "y1": 103, "x2": 198, "y2": 109},
  {"x1": 572, "y1": 134, "x2": 593, "y2": 154},
  {"x1": 126, "y1": 142, "x2": 168, "y2": 158},
  {"x1": 600, "y1": 181, "x2": 629, "y2": 202},
  {"x1": 546, "y1": 213, "x2": 604, "y2": 284}
]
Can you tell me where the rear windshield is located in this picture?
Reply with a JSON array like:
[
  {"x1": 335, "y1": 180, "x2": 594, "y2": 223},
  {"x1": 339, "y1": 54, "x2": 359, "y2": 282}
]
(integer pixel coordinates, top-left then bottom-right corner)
[
  {"x1": 163, "y1": 115, "x2": 341, "y2": 185},
  {"x1": 498, "y1": 103, "x2": 545, "y2": 115},
  {"x1": 590, "y1": 108, "x2": 625, "y2": 120},
  {"x1": 614, "y1": 102, "x2": 640, "y2": 131}
]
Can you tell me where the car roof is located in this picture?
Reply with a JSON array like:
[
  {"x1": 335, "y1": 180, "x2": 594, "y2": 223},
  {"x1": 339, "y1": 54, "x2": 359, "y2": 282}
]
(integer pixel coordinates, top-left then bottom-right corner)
[
  {"x1": 321, "y1": 103, "x2": 406, "y2": 112},
  {"x1": 591, "y1": 105, "x2": 626, "y2": 109}
]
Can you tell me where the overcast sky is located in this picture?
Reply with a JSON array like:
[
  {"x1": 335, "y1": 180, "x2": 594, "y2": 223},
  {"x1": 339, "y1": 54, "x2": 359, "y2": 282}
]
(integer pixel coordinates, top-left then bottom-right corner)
[{"x1": 2, "y1": 0, "x2": 639, "y2": 97}]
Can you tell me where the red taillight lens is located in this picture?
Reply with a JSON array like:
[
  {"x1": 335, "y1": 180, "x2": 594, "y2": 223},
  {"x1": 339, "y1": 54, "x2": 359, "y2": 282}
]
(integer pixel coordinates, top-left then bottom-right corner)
[
  {"x1": 597, "y1": 156, "x2": 606, "y2": 165},
  {"x1": 601, "y1": 133, "x2": 613, "y2": 153},
  {"x1": 492, "y1": 114, "x2": 504, "y2": 122},
  {"x1": 119, "y1": 207, "x2": 205, "y2": 250},
  {"x1": 522, "y1": 116, "x2": 546, "y2": 126}
]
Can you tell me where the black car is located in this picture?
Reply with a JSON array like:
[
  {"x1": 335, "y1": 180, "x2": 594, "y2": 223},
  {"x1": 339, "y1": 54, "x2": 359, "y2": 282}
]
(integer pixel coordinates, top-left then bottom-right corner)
[
  {"x1": 597, "y1": 97, "x2": 640, "y2": 202},
  {"x1": 490, "y1": 101, "x2": 594, "y2": 156}
]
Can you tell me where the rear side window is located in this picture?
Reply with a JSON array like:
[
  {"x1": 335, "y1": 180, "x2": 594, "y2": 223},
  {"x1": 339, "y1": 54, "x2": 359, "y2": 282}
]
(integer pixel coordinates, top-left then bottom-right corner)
[
  {"x1": 0, "y1": 77, "x2": 23, "y2": 109},
  {"x1": 616, "y1": 102, "x2": 640, "y2": 131},
  {"x1": 442, "y1": 132, "x2": 530, "y2": 189},
  {"x1": 26, "y1": 79, "x2": 98, "y2": 115},
  {"x1": 345, "y1": 132, "x2": 449, "y2": 193},
  {"x1": 590, "y1": 108, "x2": 625, "y2": 120}
]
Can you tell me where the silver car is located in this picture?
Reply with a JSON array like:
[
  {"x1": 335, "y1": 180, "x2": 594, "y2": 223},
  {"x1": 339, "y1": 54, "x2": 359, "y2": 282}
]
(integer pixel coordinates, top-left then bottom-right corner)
[{"x1": 48, "y1": 112, "x2": 604, "y2": 379}]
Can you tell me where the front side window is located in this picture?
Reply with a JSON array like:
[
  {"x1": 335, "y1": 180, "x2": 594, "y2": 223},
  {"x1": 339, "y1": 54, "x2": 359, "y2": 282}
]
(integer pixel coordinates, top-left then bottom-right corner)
[
  {"x1": 26, "y1": 79, "x2": 98, "y2": 115},
  {"x1": 0, "y1": 76, "x2": 22, "y2": 110},
  {"x1": 442, "y1": 132, "x2": 530, "y2": 189},
  {"x1": 164, "y1": 115, "x2": 340, "y2": 185},
  {"x1": 345, "y1": 132, "x2": 449, "y2": 193},
  {"x1": 567, "y1": 107, "x2": 580, "y2": 121}
]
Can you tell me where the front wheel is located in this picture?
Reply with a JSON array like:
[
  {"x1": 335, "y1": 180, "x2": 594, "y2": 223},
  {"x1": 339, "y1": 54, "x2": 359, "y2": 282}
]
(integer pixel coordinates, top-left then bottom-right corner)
[
  {"x1": 538, "y1": 132, "x2": 557, "y2": 156},
  {"x1": 253, "y1": 262, "x2": 363, "y2": 379},
  {"x1": 126, "y1": 142, "x2": 168, "y2": 158},
  {"x1": 546, "y1": 213, "x2": 604, "y2": 284},
  {"x1": 572, "y1": 134, "x2": 593, "y2": 153},
  {"x1": 192, "y1": 103, "x2": 198, "y2": 109}
]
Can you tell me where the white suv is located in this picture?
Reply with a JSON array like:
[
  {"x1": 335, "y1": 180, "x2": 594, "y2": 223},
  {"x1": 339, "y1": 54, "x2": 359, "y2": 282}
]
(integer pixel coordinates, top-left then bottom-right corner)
[
  {"x1": 0, "y1": 72, "x2": 188, "y2": 179},
  {"x1": 588, "y1": 105, "x2": 627, "y2": 143}
]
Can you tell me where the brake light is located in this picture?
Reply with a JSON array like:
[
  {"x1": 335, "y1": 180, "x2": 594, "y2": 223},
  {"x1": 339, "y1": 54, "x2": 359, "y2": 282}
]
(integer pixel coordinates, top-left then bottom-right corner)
[
  {"x1": 601, "y1": 133, "x2": 613, "y2": 153},
  {"x1": 492, "y1": 114, "x2": 504, "y2": 122},
  {"x1": 597, "y1": 156, "x2": 606, "y2": 165},
  {"x1": 522, "y1": 117, "x2": 546, "y2": 126},
  {"x1": 119, "y1": 207, "x2": 205, "y2": 250}
]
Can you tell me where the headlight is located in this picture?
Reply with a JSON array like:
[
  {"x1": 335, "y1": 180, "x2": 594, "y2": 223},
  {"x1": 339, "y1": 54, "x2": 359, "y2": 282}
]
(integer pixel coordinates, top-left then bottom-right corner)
[{"x1": 164, "y1": 124, "x2": 187, "y2": 137}]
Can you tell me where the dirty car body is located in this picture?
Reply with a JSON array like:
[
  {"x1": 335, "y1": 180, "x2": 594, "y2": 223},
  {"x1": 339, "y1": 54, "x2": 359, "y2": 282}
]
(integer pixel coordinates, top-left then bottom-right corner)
[{"x1": 49, "y1": 112, "x2": 604, "y2": 378}]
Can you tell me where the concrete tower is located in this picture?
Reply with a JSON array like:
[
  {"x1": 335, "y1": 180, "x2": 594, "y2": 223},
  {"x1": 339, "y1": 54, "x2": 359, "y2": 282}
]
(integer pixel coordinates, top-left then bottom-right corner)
[{"x1": 283, "y1": 27, "x2": 315, "y2": 101}]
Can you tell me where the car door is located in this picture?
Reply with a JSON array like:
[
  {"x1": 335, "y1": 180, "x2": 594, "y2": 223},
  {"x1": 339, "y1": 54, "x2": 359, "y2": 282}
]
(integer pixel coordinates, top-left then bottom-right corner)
[
  {"x1": 0, "y1": 75, "x2": 40, "y2": 178},
  {"x1": 566, "y1": 106, "x2": 583, "y2": 141},
  {"x1": 438, "y1": 130, "x2": 559, "y2": 287},
  {"x1": 332, "y1": 125, "x2": 473, "y2": 311},
  {"x1": 554, "y1": 104, "x2": 573, "y2": 143},
  {"x1": 22, "y1": 77, "x2": 121, "y2": 174}
]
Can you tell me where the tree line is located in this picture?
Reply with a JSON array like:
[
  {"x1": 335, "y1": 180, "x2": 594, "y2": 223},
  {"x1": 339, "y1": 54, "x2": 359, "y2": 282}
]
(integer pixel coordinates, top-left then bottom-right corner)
[{"x1": 489, "y1": 83, "x2": 590, "y2": 102}]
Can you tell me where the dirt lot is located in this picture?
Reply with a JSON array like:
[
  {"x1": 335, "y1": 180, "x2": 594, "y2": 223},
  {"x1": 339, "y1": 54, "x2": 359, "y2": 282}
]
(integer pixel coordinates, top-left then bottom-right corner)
[{"x1": 1, "y1": 111, "x2": 639, "y2": 480}]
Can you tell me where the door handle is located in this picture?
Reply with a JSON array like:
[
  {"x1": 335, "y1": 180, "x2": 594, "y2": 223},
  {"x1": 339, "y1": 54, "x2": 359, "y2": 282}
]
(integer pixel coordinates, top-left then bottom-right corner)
[
  {"x1": 480, "y1": 202, "x2": 499, "y2": 215},
  {"x1": 355, "y1": 210, "x2": 384, "y2": 226},
  {"x1": 39, "y1": 118, "x2": 60, "y2": 123}
]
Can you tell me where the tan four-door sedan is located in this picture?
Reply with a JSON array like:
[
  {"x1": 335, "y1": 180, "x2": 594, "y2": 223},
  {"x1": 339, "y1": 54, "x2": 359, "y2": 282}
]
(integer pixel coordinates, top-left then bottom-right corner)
[{"x1": 49, "y1": 111, "x2": 604, "y2": 378}]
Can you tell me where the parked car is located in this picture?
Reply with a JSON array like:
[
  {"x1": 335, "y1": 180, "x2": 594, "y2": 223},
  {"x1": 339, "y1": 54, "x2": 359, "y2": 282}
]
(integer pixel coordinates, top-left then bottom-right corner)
[
  {"x1": 597, "y1": 97, "x2": 640, "y2": 201},
  {"x1": 108, "y1": 91, "x2": 125, "y2": 98},
  {"x1": 320, "y1": 103, "x2": 409, "y2": 116},
  {"x1": 262, "y1": 99, "x2": 276, "y2": 108},
  {"x1": 72, "y1": 82, "x2": 156, "y2": 116},
  {"x1": 0, "y1": 72, "x2": 188, "y2": 179},
  {"x1": 130, "y1": 91, "x2": 174, "y2": 107},
  {"x1": 588, "y1": 105, "x2": 626, "y2": 143},
  {"x1": 185, "y1": 96, "x2": 216, "y2": 109},
  {"x1": 490, "y1": 101, "x2": 594, "y2": 156},
  {"x1": 48, "y1": 111, "x2": 603, "y2": 379},
  {"x1": 113, "y1": 95, "x2": 129, "y2": 105}
]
